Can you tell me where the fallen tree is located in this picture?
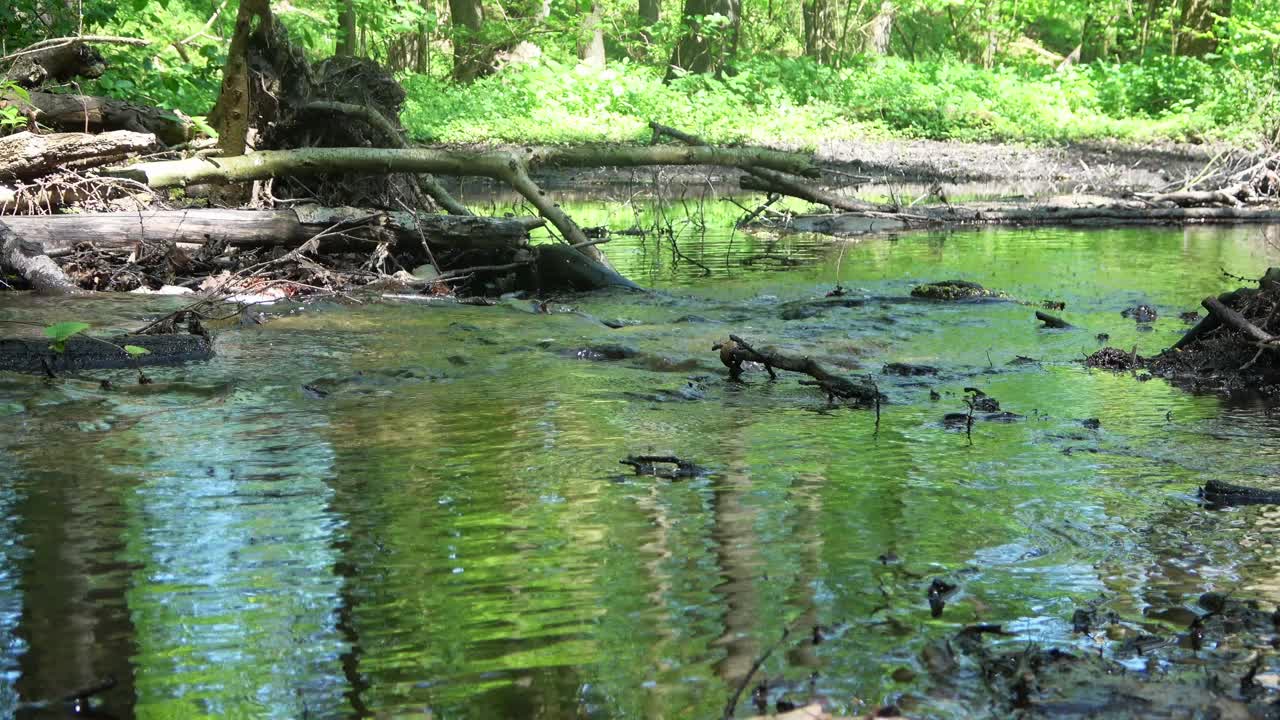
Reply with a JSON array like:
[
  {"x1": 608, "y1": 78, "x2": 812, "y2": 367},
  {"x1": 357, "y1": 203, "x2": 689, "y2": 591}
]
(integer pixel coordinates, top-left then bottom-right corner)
[
  {"x1": 0, "y1": 331, "x2": 212, "y2": 374},
  {"x1": 102, "y1": 144, "x2": 820, "y2": 261},
  {"x1": 767, "y1": 198, "x2": 1280, "y2": 235},
  {"x1": 0, "y1": 91, "x2": 194, "y2": 146},
  {"x1": 5, "y1": 206, "x2": 540, "y2": 257}
]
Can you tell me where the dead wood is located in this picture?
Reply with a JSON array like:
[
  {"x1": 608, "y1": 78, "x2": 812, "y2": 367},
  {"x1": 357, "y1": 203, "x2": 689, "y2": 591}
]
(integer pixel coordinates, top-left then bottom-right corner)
[
  {"x1": 0, "y1": 220, "x2": 81, "y2": 294},
  {"x1": 0, "y1": 130, "x2": 159, "y2": 181},
  {"x1": 1036, "y1": 311, "x2": 1071, "y2": 329},
  {"x1": 0, "y1": 331, "x2": 212, "y2": 374},
  {"x1": 1201, "y1": 479, "x2": 1280, "y2": 506},
  {"x1": 0, "y1": 91, "x2": 193, "y2": 146},
  {"x1": 716, "y1": 333, "x2": 881, "y2": 404},
  {"x1": 1202, "y1": 296, "x2": 1277, "y2": 345},
  {"x1": 648, "y1": 121, "x2": 869, "y2": 213},
  {"x1": 3, "y1": 207, "x2": 538, "y2": 258},
  {"x1": 103, "y1": 143, "x2": 818, "y2": 267}
]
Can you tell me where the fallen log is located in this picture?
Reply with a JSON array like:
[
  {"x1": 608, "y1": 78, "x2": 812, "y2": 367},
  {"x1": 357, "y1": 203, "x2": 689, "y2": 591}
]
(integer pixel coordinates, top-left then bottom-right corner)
[
  {"x1": 0, "y1": 332, "x2": 212, "y2": 374},
  {"x1": 0, "y1": 130, "x2": 159, "y2": 180},
  {"x1": 648, "y1": 122, "x2": 875, "y2": 213},
  {"x1": 3, "y1": 206, "x2": 540, "y2": 257},
  {"x1": 768, "y1": 200, "x2": 1280, "y2": 235},
  {"x1": 715, "y1": 334, "x2": 881, "y2": 405},
  {"x1": 1, "y1": 91, "x2": 193, "y2": 146},
  {"x1": 1201, "y1": 479, "x2": 1280, "y2": 506},
  {"x1": 1, "y1": 221, "x2": 81, "y2": 294},
  {"x1": 103, "y1": 144, "x2": 819, "y2": 265},
  {"x1": 1036, "y1": 311, "x2": 1071, "y2": 329}
]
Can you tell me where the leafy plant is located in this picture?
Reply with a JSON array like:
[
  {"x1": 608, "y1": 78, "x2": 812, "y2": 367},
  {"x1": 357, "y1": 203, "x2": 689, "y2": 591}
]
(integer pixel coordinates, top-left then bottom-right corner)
[{"x1": 43, "y1": 322, "x2": 91, "y2": 353}]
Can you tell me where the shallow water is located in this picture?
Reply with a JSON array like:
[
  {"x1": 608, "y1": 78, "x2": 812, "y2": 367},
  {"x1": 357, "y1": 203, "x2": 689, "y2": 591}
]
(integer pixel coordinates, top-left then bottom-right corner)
[{"x1": 4, "y1": 217, "x2": 1280, "y2": 718}]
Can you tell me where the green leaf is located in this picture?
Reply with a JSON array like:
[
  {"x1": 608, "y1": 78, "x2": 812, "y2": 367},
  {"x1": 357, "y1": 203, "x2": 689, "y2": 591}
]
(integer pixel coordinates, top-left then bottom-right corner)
[
  {"x1": 43, "y1": 322, "x2": 90, "y2": 343},
  {"x1": 122, "y1": 345, "x2": 151, "y2": 357}
]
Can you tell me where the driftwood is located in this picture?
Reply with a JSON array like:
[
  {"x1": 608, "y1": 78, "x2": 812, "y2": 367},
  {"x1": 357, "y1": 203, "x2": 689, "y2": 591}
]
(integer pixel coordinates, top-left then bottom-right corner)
[
  {"x1": 4, "y1": 206, "x2": 540, "y2": 257},
  {"x1": 716, "y1": 333, "x2": 881, "y2": 404},
  {"x1": 0, "y1": 130, "x2": 159, "y2": 180},
  {"x1": 1202, "y1": 296, "x2": 1276, "y2": 344},
  {"x1": 0, "y1": 332, "x2": 212, "y2": 374},
  {"x1": 0, "y1": 91, "x2": 193, "y2": 146},
  {"x1": 0, "y1": 221, "x2": 80, "y2": 294}
]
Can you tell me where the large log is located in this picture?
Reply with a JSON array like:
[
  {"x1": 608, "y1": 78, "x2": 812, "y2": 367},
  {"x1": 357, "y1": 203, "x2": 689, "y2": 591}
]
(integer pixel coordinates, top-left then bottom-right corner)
[
  {"x1": 0, "y1": 333, "x2": 212, "y2": 374},
  {"x1": 2, "y1": 206, "x2": 541, "y2": 257},
  {"x1": 1, "y1": 91, "x2": 193, "y2": 146},
  {"x1": 0, "y1": 130, "x2": 159, "y2": 180}
]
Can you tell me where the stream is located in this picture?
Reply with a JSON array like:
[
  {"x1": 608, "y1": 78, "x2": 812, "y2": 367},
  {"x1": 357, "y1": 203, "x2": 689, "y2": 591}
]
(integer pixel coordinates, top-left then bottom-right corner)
[{"x1": 4, "y1": 204, "x2": 1280, "y2": 718}]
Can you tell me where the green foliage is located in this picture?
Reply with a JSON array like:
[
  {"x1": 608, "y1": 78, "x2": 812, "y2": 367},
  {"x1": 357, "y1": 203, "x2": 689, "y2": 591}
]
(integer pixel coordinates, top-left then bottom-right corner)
[
  {"x1": 43, "y1": 322, "x2": 90, "y2": 353},
  {"x1": 401, "y1": 53, "x2": 1261, "y2": 145},
  {"x1": 123, "y1": 345, "x2": 152, "y2": 357}
]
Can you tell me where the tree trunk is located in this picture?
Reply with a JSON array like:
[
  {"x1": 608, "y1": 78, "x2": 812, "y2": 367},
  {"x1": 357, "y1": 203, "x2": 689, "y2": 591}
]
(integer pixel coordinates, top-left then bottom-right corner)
[
  {"x1": 0, "y1": 130, "x2": 159, "y2": 180},
  {"x1": 336, "y1": 0, "x2": 358, "y2": 56},
  {"x1": 449, "y1": 0, "x2": 490, "y2": 82},
  {"x1": 639, "y1": 0, "x2": 660, "y2": 46},
  {"x1": 579, "y1": 1, "x2": 606, "y2": 66},
  {"x1": 1174, "y1": 0, "x2": 1230, "y2": 56},
  {"x1": 4, "y1": 207, "x2": 540, "y2": 257},
  {"x1": 803, "y1": 0, "x2": 838, "y2": 65},
  {"x1": 0, "y1": 91, "x2": 193, "y2": 146},
  {"x1": 865, "y1": 0, "x2": 894, "y2": 54},
  {"x1": 666, "y1": 0, "x2": 742, "y2": 79},
  {"x1": 209, "y1": 0, "x2": 272, "y2": 157}
]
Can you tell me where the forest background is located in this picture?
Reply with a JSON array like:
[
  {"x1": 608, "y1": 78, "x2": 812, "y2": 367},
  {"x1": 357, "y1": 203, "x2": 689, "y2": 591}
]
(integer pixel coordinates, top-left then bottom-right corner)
[{"x1": 0, "y1": 0, "x2": 1276, "y2": 149}]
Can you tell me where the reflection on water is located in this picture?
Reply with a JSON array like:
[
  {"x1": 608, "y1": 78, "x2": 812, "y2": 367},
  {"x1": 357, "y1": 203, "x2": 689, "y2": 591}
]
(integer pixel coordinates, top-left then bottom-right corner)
[{"x1": 4, "y1": 217, "x2": 1280, "y2": 717}]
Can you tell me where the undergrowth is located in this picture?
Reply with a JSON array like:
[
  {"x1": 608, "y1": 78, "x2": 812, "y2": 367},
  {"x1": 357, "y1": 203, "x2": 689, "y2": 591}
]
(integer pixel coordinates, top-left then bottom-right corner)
[{"x1": 400, "y1": 54, "x2": 1278, "y2": 147}]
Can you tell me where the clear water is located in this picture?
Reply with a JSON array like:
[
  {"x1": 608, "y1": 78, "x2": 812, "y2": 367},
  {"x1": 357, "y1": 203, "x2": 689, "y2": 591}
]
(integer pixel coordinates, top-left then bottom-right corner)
[{"x1": 3, "y1": 217, "x2": 1280, "y2": 718}]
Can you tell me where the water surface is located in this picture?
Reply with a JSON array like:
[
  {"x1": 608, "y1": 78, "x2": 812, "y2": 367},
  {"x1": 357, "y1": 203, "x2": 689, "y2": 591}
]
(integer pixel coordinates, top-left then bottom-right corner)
[{"x1": 3, "y1": 218, "x2": 1280, "y2": 718}]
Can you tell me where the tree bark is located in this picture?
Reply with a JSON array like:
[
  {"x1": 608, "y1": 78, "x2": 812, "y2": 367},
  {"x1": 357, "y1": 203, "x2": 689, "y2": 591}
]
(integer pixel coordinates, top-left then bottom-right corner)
[
  {"x1": 666, "y1": 0, "x2": 742, "y2": 78},
  {"x1": 865, "y1": 0, "x2": 895, "y2": 54},
  {"x1": 1174, "y1": 0, "x2": 1230, "y2": 56},
  {"x1": 4, "y1": 207, "x2": 541, "y2": 257},
  {"x1": 804, "y1": 0, "x2": 838, "y2": 64},
  {"x1": 0, "y1": 92, "x2": 192, "y2": 146},
  {"x1": 449, "y1": 0, "x2": 490, "y2": 82},
  {"x1": 639, "y1": 0, "x2": 660, "y2": 46},
  {"x1": 0, "y1": 220, "x2": 81, "y2": 294},
  {"x1": 210, "y1": 0, "x2": 272, "y2": 157},
  {"x1": 579, "y1": 1, "x2": 607, "y2": 66},
  {"x1": 0, "y1": 130, "x2": 158, "y2": 181},
  {"x1": 336, "y1": 0, "x2": 358, "y2": 56}
]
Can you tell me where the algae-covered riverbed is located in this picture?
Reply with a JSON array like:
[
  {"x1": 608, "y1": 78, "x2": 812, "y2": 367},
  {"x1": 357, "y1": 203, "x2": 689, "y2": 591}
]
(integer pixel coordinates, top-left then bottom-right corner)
[{"x1": 4, "y1": 218, "x2": 1280, "y2": 718}]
